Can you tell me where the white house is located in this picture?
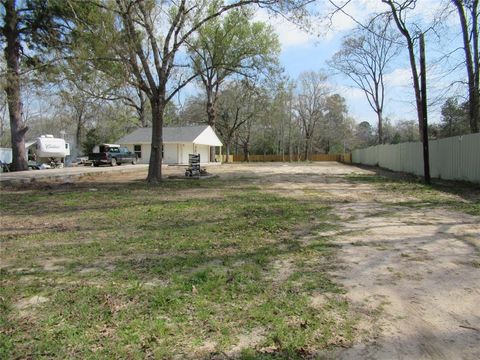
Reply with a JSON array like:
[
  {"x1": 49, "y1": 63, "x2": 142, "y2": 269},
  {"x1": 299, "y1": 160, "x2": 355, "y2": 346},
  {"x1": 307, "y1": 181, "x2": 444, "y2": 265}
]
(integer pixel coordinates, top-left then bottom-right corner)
[{"x1": 116, "y1": 125, "x2": 223, "y2": 165}]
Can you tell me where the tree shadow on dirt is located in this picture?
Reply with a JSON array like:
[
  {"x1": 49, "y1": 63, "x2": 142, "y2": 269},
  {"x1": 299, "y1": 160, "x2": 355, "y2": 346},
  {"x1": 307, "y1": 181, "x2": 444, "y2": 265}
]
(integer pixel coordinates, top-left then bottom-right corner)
[{"x1": 346, "y1": 164, "x2": 480, "y2": 203}]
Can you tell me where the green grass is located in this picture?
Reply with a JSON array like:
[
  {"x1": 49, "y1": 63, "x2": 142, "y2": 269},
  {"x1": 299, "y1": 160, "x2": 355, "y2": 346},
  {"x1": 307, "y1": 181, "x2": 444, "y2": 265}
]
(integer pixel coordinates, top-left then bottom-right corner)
[{"x1": 0, "y1": 178, "x2": 356, "y2": 359}]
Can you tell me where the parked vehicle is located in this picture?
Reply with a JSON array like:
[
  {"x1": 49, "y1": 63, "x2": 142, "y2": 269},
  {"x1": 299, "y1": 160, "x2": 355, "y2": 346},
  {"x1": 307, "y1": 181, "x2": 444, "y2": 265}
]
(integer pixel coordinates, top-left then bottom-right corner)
[{"x1": 88, "y1": 144, "x2": 137, "y2": 166}]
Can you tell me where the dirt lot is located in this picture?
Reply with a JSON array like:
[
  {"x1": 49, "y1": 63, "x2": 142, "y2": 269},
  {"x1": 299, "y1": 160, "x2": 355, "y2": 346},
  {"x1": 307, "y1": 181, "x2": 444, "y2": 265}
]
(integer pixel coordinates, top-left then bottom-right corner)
[
  {"x1": 209, "y1": 163, "x2": 479, "y2": 359},
  {"x1": 2, "y1": 162, "x2": 479, "y2": 359},
  {"x1": 151, "y1": 163, "x2": 478, "y2": 358}
]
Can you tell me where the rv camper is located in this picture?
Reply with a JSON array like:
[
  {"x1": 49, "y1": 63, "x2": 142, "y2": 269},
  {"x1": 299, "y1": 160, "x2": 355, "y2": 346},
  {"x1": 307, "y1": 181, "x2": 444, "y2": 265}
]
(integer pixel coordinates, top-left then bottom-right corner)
[{"x1": 26, "y1": 135, "x2": 71, "y2": 168}]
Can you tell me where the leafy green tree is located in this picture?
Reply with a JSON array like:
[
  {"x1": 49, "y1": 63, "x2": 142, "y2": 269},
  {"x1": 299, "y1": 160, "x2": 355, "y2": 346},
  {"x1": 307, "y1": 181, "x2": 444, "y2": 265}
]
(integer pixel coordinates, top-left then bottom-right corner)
[
  {"x1": 82, "y1": 128, "x2": 103, "y2": 155},
  {"x1": 62, "y1": 1, "x2": 151, "y2": 129},
  {"x1": 439, "y1": 97, "x2": 469, "y2": 137},
  {"x1": 319, "y1": 94, "x2": 350, "y2": 154},
  {"x1": 355, "y1": 121, "x2": 375, "y2": 148},
  {"x1": 390, "y1": 120, "x2": 419, "y2": 144},
  {"x1": 188, "y1": 8, "x2": 280, "y2": 160}
]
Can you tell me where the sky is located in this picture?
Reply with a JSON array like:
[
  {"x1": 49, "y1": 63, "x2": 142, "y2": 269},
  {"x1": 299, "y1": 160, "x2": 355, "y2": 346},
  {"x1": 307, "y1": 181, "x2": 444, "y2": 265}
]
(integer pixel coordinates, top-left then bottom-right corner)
[{"x1": 252, "y1": 0, "x2": 466, "y2": 127}]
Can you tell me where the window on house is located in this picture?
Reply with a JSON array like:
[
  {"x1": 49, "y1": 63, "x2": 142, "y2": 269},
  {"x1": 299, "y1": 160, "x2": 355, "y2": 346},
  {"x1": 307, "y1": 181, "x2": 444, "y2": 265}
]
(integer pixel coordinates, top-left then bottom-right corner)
[{"x1": 134, "y1": 144, "x2": 142, "y2": 158}]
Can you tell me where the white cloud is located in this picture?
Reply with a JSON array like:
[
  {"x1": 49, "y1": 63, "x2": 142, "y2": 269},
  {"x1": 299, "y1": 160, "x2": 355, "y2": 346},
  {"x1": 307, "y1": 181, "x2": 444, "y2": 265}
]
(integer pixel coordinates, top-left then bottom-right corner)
[
  {"x1": 253, "y1": 9, "x2": 316, "y2": 49},
  {"x1": 335, "y1": 84, "x2": 366, "y2": 100},
  {"x1": 384, "y1": 68, "x2": 412, "y2": 87}
]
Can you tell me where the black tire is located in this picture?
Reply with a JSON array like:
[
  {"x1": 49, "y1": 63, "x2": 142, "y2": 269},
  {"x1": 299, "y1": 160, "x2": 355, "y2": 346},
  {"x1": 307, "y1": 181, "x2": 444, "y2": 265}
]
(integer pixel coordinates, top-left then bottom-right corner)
[
  {"x1": 93, "y1": 163, "x2": 99, "y2": 167},
  {"x1": 111, "y1": 158, "x2": 117, "y2": 166}
]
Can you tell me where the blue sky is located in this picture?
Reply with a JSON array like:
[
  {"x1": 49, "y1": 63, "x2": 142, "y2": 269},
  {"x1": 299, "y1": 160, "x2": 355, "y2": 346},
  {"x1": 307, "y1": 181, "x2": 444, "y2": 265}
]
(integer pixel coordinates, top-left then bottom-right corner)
[{"x1": 253, "y1": 0, "x2": 466, "y2": 127}]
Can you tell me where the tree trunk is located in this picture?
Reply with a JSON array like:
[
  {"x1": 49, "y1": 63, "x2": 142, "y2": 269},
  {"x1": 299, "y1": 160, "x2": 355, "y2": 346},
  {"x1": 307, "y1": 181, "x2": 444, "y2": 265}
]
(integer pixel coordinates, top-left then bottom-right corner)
[
  {"x1": 147, "y1": 97, "x2": 164, "y2": 183},
  {"x1": 377, "y1": 110, "x2": 383, "y2": 144},
  {"x1": 225, "y1": 141, "x2": 230, "y2": 163},
  {"x1": 206, "y1": 90, "x2": 217, "y2": 162},
  {"x1": 385, "y1": 0, "x2": 424, "y2": 138},
  {"x1": 454, "y1": 0, "x2": 479, "y2": 133},
  {"x1": 288, "y1": 139, "x2": 293, "y2": 162},
  {"x1": 138, "y1": 90, "x2": 148, "y2": 127},
  {"x1": 420, "y1": 33, "x2": 430, "y2": 184},
  {"x1": 206, "y1": 100, "x2": 215, "y2": 127},
  {"x1": 473, "y1": 0, "x2": 480, "y2": 133},
  {"x1": 243, "y1": 142, "x2": 249, "y2": 162},
  {"x1": 304, "y1": 136, "x2": 310, "y2": 161},
  {"x1": 3, "y1": 0, "x2": 28, "y2": 171},
  {"x1": 406, "y1": 40, "x2": 424, "y2": 138},
  {"x1": 75, "y1": 115, "x2": 83, "y2": 151},
  {"x1": 288, "y1": 95, "x2": 293, "y2": 162}
]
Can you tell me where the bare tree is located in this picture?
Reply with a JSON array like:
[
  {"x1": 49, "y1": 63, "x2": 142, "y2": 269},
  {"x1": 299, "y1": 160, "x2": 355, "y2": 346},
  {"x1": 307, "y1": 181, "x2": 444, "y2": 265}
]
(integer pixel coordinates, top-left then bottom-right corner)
[
  {"x1": 452, "y1": 0, "x2": 479, "y2": 133},
  {"x1": 329, "y1": 16, "x2": 400, "y2": 144},
  {"x1": 237, "y1": 83, "x2": 270, "y2": 161},
  {"x1": 381, "y1": 0, "x2": 427, "y2": 137},
  {"x1": 57, "y1": 85, "x2": 100, "y2": 150},
  {"x1": 382, "y1": 0, "x2": 432, "y2": 183},
  {"x1": 294, "y1": 71, "x2": 329, "y2": 160},
  {"x1": 216, "y1": 80, "x2": 259, "y2": 162}
]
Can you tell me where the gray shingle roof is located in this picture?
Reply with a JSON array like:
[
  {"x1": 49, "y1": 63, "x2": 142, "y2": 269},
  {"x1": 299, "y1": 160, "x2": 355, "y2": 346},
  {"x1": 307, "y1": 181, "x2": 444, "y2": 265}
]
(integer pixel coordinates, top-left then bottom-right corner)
[{"x1": 117, "y1": 125, "x2": 211, "y2": 144}]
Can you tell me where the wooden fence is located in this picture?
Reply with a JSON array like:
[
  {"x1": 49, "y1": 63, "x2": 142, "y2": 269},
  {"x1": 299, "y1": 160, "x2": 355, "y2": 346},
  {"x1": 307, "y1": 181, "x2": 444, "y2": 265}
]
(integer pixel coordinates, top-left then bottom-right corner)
[{"x1": 218, "y1": 153, "x2": 352, "y2": 163}]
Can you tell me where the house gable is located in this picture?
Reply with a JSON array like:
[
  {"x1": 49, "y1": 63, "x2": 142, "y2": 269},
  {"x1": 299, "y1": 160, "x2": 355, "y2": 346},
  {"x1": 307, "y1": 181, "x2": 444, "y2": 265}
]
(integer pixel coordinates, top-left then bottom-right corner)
[
  {"x1": 117, "y1": 125, "x2": 222, "y2": 147},
  {"x1": 193, "y1": 126, "x2": 223, "y2": 146}
]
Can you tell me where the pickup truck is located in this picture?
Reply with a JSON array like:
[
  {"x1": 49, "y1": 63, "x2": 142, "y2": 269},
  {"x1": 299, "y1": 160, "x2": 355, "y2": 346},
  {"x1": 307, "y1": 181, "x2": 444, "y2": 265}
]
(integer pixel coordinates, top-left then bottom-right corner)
[{"x1": 89, "y1": 145, "x2": 137, "y2": 166}]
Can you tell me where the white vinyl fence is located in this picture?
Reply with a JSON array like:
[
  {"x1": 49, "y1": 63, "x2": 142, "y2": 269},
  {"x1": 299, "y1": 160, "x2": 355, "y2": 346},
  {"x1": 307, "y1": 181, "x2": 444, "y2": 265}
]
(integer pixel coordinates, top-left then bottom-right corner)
[{"x1": 352, "y1": 133, "x2": 480, "y2": 183}]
